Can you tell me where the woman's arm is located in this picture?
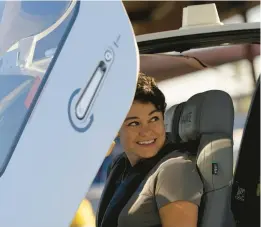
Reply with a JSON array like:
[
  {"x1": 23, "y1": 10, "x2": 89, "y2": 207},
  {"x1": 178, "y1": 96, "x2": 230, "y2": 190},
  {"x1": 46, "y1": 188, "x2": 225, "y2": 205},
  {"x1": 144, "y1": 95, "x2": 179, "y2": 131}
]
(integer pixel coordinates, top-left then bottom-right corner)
[
  {"x1": 154, "y1": 158, "x2": 203, "y2": 227},
  {"x1": 159, "y1": 200, "x2": 198, "y2": 227}
]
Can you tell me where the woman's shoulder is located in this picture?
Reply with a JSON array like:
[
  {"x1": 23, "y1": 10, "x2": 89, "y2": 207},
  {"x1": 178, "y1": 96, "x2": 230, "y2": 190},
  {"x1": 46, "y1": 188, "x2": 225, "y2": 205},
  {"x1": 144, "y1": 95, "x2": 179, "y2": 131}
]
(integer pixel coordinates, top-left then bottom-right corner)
[
  {"x1": 152, "y1": 150, "x2": 198, "y2": 178},
  {"x1": 159, "y1": 150, "x2": 194, "y2": 166},
  {"x1": 150, "y1": 151, "x2": 203, "y2": 208}
]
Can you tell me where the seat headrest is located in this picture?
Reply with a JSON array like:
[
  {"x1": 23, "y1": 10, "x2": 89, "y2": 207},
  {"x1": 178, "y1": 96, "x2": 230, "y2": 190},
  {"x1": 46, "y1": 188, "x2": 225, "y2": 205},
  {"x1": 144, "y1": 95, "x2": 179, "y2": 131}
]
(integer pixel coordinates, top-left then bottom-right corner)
[{"x1": 164, "y1": 90, "x2": 234, "y2": 143}]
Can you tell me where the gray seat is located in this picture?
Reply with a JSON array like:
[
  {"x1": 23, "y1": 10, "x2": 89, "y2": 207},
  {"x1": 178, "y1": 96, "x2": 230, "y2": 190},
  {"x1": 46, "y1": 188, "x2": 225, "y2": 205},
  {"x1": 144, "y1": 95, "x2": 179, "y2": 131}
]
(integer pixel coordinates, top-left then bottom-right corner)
[{"x1": 164, "y1": 90, "x2": 236, "y2": 227}]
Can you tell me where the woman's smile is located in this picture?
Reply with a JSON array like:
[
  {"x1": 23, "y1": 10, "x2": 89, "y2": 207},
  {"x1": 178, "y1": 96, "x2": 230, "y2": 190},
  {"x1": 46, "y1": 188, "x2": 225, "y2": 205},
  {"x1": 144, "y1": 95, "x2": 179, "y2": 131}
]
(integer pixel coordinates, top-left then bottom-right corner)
[
  {"x1": 136, "y1": 138, "x2": 157, "y2": 146},
  {"x1": 119, "y1": 101, "x2": 166, "y2": 166}
]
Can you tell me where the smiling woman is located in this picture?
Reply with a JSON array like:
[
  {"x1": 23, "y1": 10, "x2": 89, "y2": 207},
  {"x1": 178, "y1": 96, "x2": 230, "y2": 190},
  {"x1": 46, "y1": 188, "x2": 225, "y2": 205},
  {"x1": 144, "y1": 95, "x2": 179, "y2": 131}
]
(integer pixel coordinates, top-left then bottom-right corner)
[
  {"x1": 96, "y1": 73, "x2": 203, "y2": 227},
  {"x1": 119, "y1": 73, "x2": 166, "y2": 166}
]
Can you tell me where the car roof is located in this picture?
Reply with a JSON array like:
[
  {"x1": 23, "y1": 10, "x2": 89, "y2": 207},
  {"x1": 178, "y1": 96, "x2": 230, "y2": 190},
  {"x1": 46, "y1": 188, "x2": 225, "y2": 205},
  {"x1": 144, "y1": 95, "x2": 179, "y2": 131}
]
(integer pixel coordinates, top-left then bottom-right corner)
[{"x1": 136, "y1": 22, "x2": 260, "y2": 43}]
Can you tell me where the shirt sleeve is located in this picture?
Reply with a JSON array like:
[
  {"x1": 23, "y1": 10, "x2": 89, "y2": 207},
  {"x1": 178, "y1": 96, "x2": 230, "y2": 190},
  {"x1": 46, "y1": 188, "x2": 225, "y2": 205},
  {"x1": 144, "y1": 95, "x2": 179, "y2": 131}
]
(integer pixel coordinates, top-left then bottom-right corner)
[{"x1": 154, "y1": 158, "x2": 203, "y2": 209}]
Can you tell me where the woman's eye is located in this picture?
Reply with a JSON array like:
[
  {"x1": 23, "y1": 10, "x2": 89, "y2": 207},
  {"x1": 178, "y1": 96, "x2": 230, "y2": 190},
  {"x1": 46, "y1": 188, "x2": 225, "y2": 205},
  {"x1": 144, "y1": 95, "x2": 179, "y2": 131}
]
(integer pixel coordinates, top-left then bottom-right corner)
[
  {"x1": 128, "y1": 121, "x2": 139, "y2": 126},
  {"x1": 150, "y1": 116, "x2": 159, "y2": 122}
]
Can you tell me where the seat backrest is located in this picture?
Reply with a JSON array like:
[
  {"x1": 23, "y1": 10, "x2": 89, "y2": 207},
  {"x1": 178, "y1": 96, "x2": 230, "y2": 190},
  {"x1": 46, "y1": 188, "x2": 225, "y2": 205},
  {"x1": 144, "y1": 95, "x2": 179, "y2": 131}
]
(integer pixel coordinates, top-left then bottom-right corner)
[{"x1": 164, "y1": 90, "x2": 235, "y2": 227}]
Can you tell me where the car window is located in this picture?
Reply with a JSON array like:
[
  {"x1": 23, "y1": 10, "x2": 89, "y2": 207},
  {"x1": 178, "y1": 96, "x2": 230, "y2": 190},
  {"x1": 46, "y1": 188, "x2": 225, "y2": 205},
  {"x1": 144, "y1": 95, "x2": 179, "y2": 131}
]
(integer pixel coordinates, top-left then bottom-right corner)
[{"x1": 0, "y1": 1, "x2": 78, "y2": 174}]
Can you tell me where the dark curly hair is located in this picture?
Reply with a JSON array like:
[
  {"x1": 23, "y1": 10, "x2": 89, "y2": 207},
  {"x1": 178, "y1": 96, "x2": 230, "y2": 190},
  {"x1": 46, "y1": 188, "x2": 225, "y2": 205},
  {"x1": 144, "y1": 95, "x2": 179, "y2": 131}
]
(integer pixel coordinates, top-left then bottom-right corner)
[{"x1": 134, "y1": 73, "x2": 167, "y2": 114}]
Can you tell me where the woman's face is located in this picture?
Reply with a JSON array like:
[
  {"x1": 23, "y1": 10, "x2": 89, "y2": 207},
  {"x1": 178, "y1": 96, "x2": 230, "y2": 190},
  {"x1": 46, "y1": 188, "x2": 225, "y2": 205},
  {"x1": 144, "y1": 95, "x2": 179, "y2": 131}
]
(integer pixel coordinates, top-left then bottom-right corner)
[{"x1": 119, "y1": 101, "x2": 166, "y2": 166}]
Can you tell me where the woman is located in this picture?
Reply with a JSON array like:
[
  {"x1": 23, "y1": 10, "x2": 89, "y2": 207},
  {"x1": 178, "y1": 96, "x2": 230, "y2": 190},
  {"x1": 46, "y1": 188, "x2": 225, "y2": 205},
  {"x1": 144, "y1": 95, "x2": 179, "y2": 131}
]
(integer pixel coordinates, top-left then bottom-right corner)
[{"x1": 96, "y1": 73, "x2": 203, "y2": 227}]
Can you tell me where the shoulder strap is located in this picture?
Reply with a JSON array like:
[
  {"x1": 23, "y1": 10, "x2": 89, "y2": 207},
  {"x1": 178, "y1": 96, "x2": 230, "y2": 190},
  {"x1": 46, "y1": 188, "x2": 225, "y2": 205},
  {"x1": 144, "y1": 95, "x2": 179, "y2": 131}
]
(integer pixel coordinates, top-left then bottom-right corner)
[
  {"x1": 96, "y1": 153, "x2": 126, "y2": 227},
  {"x1": 106, "y1": 153, "x2": 127, "y2": 178}
]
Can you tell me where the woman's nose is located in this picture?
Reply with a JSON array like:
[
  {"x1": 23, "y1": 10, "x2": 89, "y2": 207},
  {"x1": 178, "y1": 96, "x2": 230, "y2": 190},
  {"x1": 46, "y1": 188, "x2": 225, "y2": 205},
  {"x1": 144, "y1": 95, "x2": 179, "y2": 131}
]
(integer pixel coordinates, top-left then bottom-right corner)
[{"x1": 139, "y1": 124, "x2": 151, "y2": 137}]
